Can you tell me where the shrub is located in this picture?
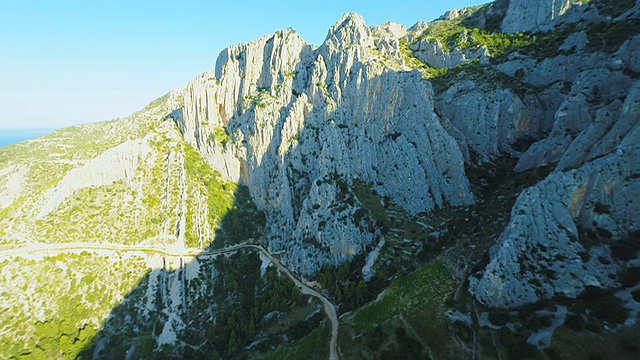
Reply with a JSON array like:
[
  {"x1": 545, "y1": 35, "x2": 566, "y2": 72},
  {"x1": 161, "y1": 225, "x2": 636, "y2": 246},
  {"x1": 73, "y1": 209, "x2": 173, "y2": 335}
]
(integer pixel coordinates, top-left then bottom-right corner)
[
  {"x1": 488, "y1": 308, "x2": 509, "y2": 326},
  {"x1": 618, "y1": 266, "x2": 640, "y2": 287},
  {"x1": 610, "y1": 231, "x2": 640, "y2": 262}
]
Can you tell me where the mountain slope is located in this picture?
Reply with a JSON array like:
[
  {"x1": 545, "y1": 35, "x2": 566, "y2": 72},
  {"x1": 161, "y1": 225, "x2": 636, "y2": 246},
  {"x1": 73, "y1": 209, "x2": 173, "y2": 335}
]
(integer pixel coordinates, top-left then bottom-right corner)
[
  {"x1": 176, "y1": 15, "x2": 474, "y2": 276},
  {"x1": 1, "y1": 0, "x2": 639, "y2": 358},
  {"x1": 0, "y1": 93, "x2": 266, "y2": 358}
]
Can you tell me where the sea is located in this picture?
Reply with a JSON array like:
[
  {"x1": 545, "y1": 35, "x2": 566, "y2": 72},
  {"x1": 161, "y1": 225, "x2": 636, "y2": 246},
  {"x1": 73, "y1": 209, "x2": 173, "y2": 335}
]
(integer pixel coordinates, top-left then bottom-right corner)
[{"x1": 0, "y1": 129, "x2": 56, "y2": 149}]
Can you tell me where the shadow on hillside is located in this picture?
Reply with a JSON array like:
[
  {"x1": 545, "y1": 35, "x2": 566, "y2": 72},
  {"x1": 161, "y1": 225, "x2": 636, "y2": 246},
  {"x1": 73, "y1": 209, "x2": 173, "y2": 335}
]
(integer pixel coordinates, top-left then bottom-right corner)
[
  {"x1": 75, "y1": 184, "x2": 327, "y2": 359},
  {"x1": 76, "y1": 81, "x2": 334, "y2": 357}
]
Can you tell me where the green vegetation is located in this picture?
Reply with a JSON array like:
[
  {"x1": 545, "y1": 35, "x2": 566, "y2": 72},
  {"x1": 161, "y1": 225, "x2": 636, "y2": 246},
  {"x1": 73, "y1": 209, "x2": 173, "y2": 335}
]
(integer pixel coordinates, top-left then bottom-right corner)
[
  {"x1": 34, "y1": 179, "x2": 162, "y2": 245},
  {"x1": 336, "y1": 261, "x2": 460, "y2": 358},
  {"x1": 398, "y1": 1, "x2": 640, "y2": 101},
  {"x1": 429, "y1": 60, "x2": 541, "y2": 97},
  {"x1": 209, "y1": 254, "x2": 310, "y2": 357},
  {"x1": 184, "y1": 140, "x2": 265, "y2": 249},
  {"x1": 308, "y1": 178, "x2": 462, "y2": 314},
  {"x1": 145, "y1": 92, "x2": 171, "y2": 110},
  {"x1": 209, "y1": 126, "x2": 233, "y2": 148},
  {"x1": 549, "y1": 322, "x2": 640, "y2": 360},
  {"x1": 183, "y1": 143, "x2": 235, "y2": 248},
  {"x1": 593, "y1": 0, "x2": 636, "y2": 18},
  {"x1": 85, "y1": 250, "x2": 321, "y2": 359},
  {"x1": 399, "y1": 17, "x2": 539, "y2": 97},
  {"x1": 430, "y1": 156, "x2": 554, "y2": 263},
  {"x1": 29, "y1": 130, "x2": 180, "y2": 247},
  {"x1": 216, "y1": 185, "x2": 266, "y2": 247},
  {"x1": 352, "y1": 261, "x2": 454, "y2": 333},
  {"x1": 406, "y1": 0, "x2": 639, "y2": 67},
  {"x1": 462, "y1": 28, "x2": 534, "y2": 59},
  {"x1": 315, "y1": 81, "x2": 332, "y2": 99},
  {"x1": 0, "y1": 118, "x2": 151, "y2": 199},
  {"x1": 352, "y1": 180, "x2": 388, "y2": 227},
  {"x1": 409, "y1": 8, "x2": 534, "y2": 60},
  {"x1": 0, "y1": 97, "x2": 166, "y2": 249},
  {"x1": 256, "y1": 324, "x2": 330, "y2": 360},
  {"x1": 398, "y1": 39, "x2": 443, "y2": 77},
  {"x1": 244, "y1": 87, "x2": 275, "y2": 110},
  {"x1": 314, "y1": 258, "x2": 378, "y2": 313},
  {"x1": 283, "y1": 70, "x2": 297, "y2": 79},
  {"x1": 0, "y1": 253, "x2": 149, "y2": 359},
  {"x1": 512, "y1": 17, "x2": 640, "y2": 60},
  {"x1": 286, "y1": 170, "x2": 639, "y2": 360},
  {"x1": 611, "y1": 231, "x2": 640, "y2": 262},
  {"x1": 0, "y1": 88, "x2": 272, "y2": 358},
  {"x1": 4, "y1": 2, "x2": 640, "y2": 358},
  {"x1": 586, "y1": 19, "x2": 640, "y2": 52},
  {"x1": 319, "y1": 157, "x2": 555, "y2": 358}
]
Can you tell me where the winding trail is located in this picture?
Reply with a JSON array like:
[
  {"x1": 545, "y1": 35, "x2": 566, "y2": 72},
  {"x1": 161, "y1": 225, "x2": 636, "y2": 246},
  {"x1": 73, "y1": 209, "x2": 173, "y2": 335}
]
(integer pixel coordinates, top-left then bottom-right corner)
[
  {"x1": 244, "y1": 245, "x2": 339, "y2": 360},
  {"x1": 0, "y1": 242, "x2": 242, "y2": 258},
  {"x1": 0, "y1": 242, "x2": 340, "y2": 359}
]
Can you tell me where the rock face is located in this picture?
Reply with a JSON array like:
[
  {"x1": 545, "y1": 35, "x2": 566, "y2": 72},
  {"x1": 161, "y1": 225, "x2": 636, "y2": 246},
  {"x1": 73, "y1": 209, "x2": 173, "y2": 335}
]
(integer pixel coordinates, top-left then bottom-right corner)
[
  {"x1": 134, "y1": 2, "x2": 640, "y2": 354},
  {"x1": 515, "y1": 68, "x2": 634, "y2": 172},
  {"x1": 175, "y1": 13, "x2": 474, "y2": 275},
  {"x1": 470, "y1": 140, "x2": 639, "y2": 308},
  {"x1": 37, "y1": 139, "x2": 154, "y2": 219},
  {"x1": 410, "y1": 39, "x2": 489, "y2": 69},
  {"x1": 0, "y1": 165, "x2": 28, "y2": 211},
  {"x1": 2, "y1": 2, "x2": 640, "y2": 358},
  {"x1": 616, "y1": 34, "x2": 640, "y2": 73},
  {"x1": 435, "y1": 81, "x2": 532, "y2": 163},
  {"x1": 173, "y1": 1, "x2": 640, "y2": 299},
  {"x1": 466, "y1": 0, "x2": 640, "y2": 308},
  {"x1": 501, "y1": 0, "x2": 574, "y2": 33},
  {"x1": 469, "y1": 66, "x2": 640, "y2": 307}
]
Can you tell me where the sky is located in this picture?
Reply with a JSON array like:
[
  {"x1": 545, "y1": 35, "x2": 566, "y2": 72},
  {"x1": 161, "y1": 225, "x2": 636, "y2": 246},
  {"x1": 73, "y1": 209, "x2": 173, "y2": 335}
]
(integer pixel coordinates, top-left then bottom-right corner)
[{"x1": 0, "y1": 0, "x2": 488, "y2": 130}]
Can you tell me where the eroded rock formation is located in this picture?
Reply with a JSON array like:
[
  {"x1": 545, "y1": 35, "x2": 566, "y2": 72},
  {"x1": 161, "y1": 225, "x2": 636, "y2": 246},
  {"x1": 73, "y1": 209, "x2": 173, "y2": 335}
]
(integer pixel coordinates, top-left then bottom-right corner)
[{"x1": 175, "y1": 13, "x2": 474, "y2": 275}]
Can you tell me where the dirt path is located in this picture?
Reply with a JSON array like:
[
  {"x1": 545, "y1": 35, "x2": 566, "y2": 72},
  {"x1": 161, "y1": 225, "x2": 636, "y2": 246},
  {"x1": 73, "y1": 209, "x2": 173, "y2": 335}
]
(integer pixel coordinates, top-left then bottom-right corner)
[{"x1": 244, "y1": 245, "x2": 339, "y2": 360}]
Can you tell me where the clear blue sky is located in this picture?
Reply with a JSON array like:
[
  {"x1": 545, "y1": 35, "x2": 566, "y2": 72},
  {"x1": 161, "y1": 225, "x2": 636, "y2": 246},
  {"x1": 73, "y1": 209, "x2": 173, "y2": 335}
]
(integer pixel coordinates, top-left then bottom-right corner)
[{"x1": 0, "y1": 0, "x2": 488, "y2": 129}]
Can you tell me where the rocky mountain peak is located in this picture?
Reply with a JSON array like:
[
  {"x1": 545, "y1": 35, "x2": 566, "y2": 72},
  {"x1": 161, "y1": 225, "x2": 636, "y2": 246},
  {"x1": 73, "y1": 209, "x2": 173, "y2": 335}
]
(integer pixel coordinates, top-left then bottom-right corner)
[
  {"x1": 325, "y1": 12, "x2": 372, "y2": 46},
  {"x1": 175, "y1": 10, "x2": 477, "y2": 275},
  {"x1": 2, "y1": 1, "x2": 640, "y2": 358},
  {"x1": 319, "y1": 12, "x2": 375, "y2": 66}
]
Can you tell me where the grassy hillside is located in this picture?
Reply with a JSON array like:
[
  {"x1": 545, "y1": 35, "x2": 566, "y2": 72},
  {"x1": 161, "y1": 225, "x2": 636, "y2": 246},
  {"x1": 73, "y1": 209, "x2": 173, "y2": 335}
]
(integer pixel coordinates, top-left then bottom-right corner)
[{"x1": 0, "y1": 92, "x2": 267, "y2": 359}]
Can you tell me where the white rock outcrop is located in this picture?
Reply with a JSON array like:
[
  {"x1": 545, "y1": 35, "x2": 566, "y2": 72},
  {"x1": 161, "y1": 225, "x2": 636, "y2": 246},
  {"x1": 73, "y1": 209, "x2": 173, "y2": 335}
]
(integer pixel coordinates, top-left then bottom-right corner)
[
  {"x1": 556, "y1": 80, "x2": 640, "y2": 171},
  {"x1": 0, "y1": 165, "x2": 28, "y2": 211},
  {"x1": 616, "y1": 35, "x2": 640, "y2": 74},
  {"x1": 410, "y1": 39, "x2": 489, "y2": 69},
  {"x1": 173, "y1": 3, "x2": 639, "y2": 293},
  {"x1": 37, "y1": 139, "x2": 153, "y2": 219},
  {"x1": 435, "y1": 81, "x2": 532, "y2": 163},
  {"x1": 470, "y1": 93, "x2": 640, "y2": 307},
  {"x1": 501, "y1": 0, "x2": 574, "y2": 33},
  {"x1": 175, "y1": 13, "x2": 474, "y2": 275},
  {"x1": 470, "y1": 142, "x2": 639, "y2": 308},
  {"x1": 515, "y1": 68, "x2": 634, "y2": 172}
]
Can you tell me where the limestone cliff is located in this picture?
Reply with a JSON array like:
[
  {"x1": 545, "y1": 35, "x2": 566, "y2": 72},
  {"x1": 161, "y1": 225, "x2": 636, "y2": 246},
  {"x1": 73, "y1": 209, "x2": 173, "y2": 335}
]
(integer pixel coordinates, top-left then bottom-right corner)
[
  {"x1": 2, "y1": 0, "x2": 640, "y2": 357},
  {"x1": 173, "y1": 1, "x2": 640, "y2": 293},
  {"x1": 501, "y1": 0, "x2": 575, "y2": 33},
  {"x1": 175, "y1": 13, "x2": 474, "y2": 275},
  {"x1": 461, "y1": 1, "x2": 640, "y2": 308}
]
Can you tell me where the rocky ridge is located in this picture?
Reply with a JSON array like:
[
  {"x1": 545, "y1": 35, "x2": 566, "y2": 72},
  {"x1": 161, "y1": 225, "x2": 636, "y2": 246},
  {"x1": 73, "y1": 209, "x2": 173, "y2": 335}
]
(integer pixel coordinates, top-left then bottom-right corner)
[
  {"x1": 175, "y1": 13, "x2": 474, "y2": 275},
  {"x1": 1, "y1": 0, "x2": 639, "y2": 358},
  {"x1": 173, "y1": 1, "x2": 640, "y2": 300}
]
